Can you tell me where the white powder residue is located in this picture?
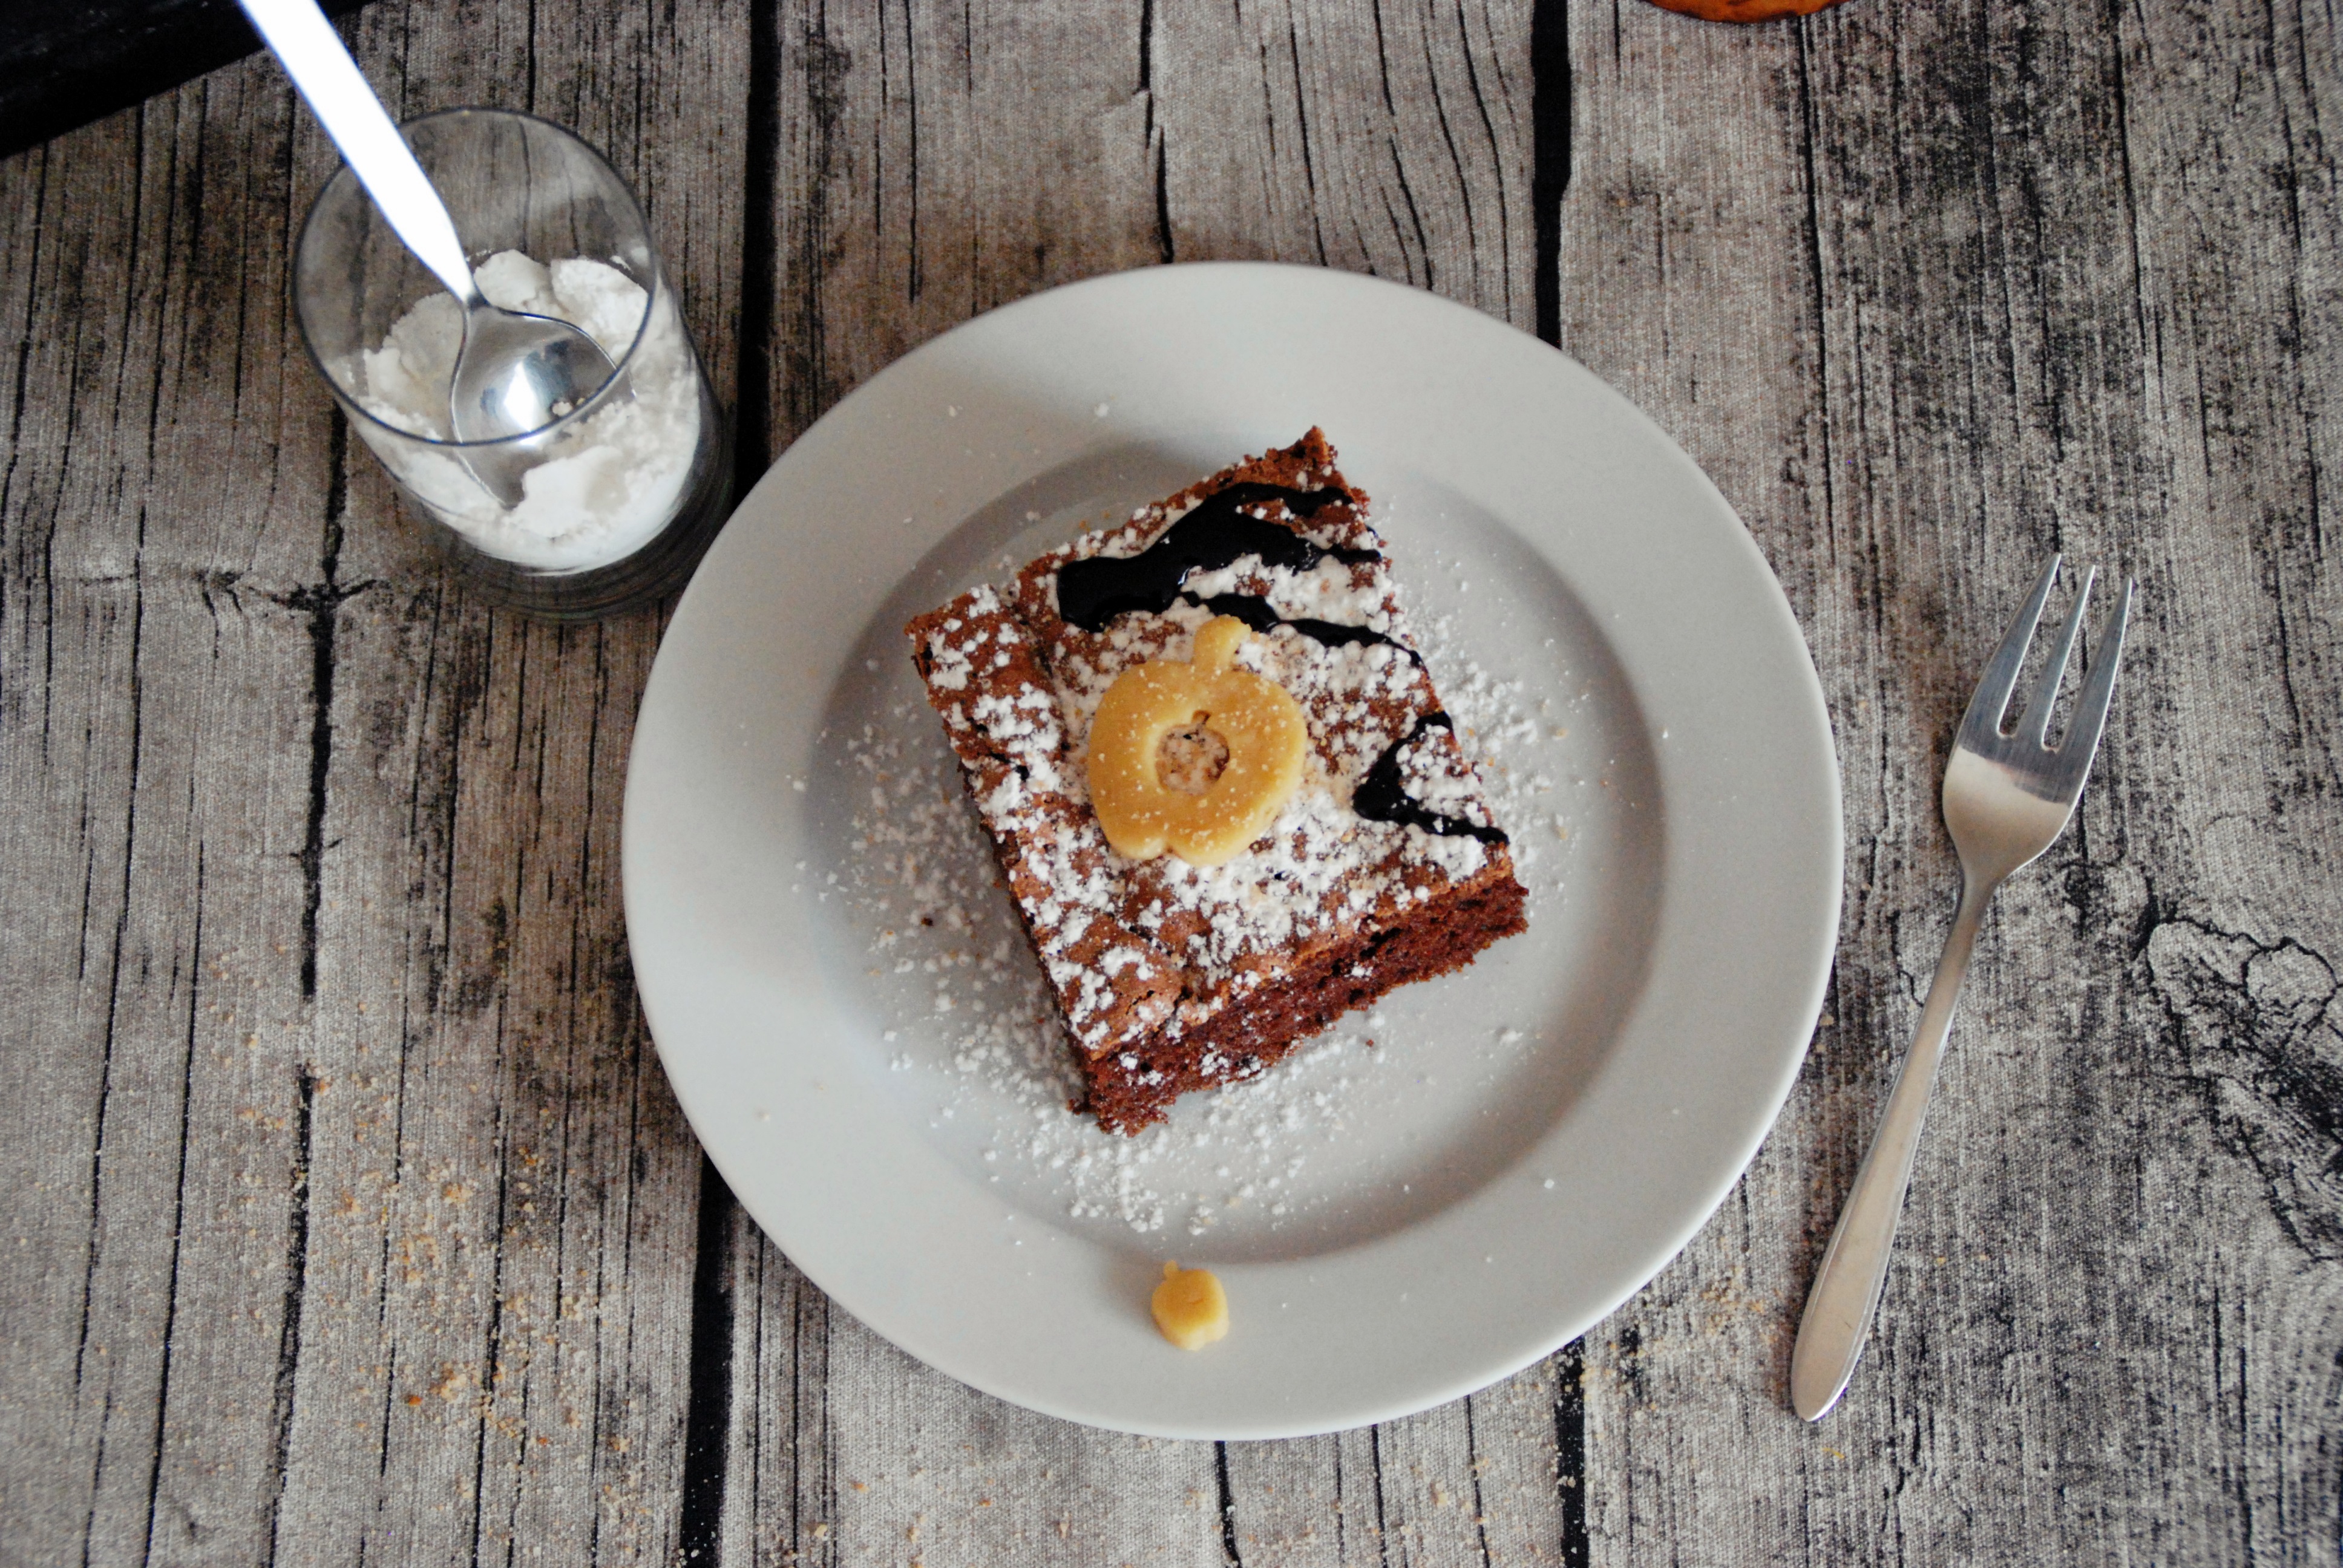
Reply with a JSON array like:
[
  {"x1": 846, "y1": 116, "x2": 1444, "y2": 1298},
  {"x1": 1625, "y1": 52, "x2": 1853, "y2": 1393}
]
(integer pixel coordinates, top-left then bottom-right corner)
[
  {"x1": 1412, "y1": 605, "x2": 1556, "y2": 889},
  {"x1": 843, "y1": 704, "x2": 1387, "y2": 1233},
  {"x1": 341, "y1": 251, "x2": 703, "y2": 570},
  {"x1": 1180, "y1": 555, "x2": 1392, "y2": 630}
]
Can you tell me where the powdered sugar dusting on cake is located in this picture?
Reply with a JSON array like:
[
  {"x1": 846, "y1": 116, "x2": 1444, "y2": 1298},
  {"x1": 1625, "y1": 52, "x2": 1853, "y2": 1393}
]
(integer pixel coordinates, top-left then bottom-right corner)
[
  {"x1": 917, "y1": 478, "x2": 1518, "y2": 1063},
  {"x1": 894, "y1": 432, "x2": 1543, "y2": 1140}
]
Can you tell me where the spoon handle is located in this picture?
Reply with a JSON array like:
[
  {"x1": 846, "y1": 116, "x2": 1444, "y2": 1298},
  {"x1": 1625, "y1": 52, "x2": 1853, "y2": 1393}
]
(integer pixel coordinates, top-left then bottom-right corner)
[{"x1": 239, "y1": 0, "x2": 477, "y2": 303}]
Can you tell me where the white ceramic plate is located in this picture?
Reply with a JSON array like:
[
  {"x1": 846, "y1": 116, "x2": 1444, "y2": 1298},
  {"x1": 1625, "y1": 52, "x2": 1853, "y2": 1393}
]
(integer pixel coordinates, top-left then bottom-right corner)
[{"x1": 624, "y1": 263, "x2": 1841, "y2": 1440}]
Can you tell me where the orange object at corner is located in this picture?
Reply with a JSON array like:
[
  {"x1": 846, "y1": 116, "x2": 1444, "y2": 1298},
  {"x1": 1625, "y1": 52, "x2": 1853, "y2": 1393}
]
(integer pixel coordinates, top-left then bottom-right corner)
[{"x1": 1641, "y1": 0, "x2": 1850, "y2": 21}]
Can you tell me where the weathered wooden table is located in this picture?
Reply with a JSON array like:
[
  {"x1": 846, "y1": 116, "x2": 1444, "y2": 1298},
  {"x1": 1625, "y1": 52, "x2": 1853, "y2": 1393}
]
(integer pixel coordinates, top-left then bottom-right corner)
[{"x1": 5, "y1": 0, "x2": 2336, "y2": 1561}]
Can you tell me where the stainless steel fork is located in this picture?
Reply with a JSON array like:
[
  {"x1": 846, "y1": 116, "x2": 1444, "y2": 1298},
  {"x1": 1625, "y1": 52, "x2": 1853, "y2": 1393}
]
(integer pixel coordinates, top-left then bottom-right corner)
[{"x1": 1790, "y1": 558, "x2": 2133, "y2": 1421}]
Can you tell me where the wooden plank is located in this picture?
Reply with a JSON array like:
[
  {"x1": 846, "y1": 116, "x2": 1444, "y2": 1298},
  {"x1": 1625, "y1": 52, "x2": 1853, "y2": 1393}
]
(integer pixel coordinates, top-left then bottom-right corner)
[
  {"x1": 1154, "y1": 0, "x2": 1536, "y2": 326},
  {"x1": 1558, "y1": 0, "x2": 2343, "y2": 1562},
  {"x1": 1219, "y1": 1364, "x2": 1572, "y2": 1566},
  {"x1": 2116, "y1": 0, "x2": 2343, "y2": 1552},
  {"x1": 1128, "y1": 5, "x2": 1563, "y2": 1559},
  {"x1": 0, "y1": 1, "x2": 746, "y2": 1563},
  {"x1": 0, "y1": 64, "x2": 336, "y2": 1566},
  {"x1": 719, "y1": 2, "x2": 1223, "y2": 1559},
  {"x1": 256, "y1": 1, "x2": 749, "y2": 1562},
  {"x1": 705, "y1": 2, "x2": 1578, "y2": 1565},
  {"x1": 762, "y1": 0, "x2": 1163, "y2": 434},
  {"x1": 1549, "y1": 11, "x2": 1856, "y2": 1566}
]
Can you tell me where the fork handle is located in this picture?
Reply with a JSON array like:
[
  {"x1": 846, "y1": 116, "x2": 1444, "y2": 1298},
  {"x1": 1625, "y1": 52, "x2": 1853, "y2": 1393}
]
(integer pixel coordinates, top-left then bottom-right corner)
[{"x1": 1789, "y1": 875, "x2": 1994, "y2": 1420}]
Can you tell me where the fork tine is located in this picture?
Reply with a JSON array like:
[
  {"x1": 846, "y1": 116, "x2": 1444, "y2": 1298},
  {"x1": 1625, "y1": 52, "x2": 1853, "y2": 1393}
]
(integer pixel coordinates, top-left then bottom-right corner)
[
  {"x1": 2057, "y1": 575, "x2": 2132, "y2": 770},
  {"x1": 1958, "y1": 556, "x2": 2060, "y2": 746},
  {"x1": 2017, "y1": 565, "x2": 2098, "y2": 746}
]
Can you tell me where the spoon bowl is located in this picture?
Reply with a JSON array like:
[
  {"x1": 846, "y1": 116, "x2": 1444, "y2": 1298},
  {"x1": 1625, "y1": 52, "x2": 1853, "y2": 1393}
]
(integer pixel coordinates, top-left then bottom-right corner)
[
  {"x1": 451, "y1": 305, "x2": 617, "y2": 439},
  {"x1": 448, "y1": 302, "x2": 620, "y2": 505}
]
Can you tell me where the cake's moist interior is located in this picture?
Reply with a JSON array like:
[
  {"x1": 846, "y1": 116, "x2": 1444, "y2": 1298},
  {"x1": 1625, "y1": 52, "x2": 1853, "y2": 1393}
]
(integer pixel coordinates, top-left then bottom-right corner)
[{"x1": 1085, "y1": 867, "x2": 1530, "y2": 1134}]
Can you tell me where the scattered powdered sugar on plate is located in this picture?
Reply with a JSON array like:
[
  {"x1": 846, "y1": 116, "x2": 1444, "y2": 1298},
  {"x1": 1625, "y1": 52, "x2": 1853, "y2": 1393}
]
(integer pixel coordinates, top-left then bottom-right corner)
[
  {"x1": 829, "y1": 495, "x2": 1591, "y2": 1244},
  {"x1": 1412, "y1": 599, "x2": 1578, "y2": 892}
]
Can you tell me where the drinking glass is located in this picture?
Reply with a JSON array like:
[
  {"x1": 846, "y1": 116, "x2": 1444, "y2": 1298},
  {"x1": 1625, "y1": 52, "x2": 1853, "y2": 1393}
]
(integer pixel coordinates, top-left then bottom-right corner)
[{"x1": 295, "y1": 108, "x2": 732, "y2": 618}]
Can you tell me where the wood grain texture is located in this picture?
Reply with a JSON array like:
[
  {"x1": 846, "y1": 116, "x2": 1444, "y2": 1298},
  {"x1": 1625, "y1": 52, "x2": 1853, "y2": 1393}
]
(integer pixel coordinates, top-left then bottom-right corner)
[
  {"x1": 0, "y1": 0, "x2": 745, "y2": 1562},
  {"x1": 2, "y1": 0, "x2": 2339, "y2": 1561},
  {"x1": 0, "y1": 73, "x2": 332, "y2": 1566},
  {"x1": 1560, "y1": 0, "x2": 2343, "y2": 1562}
]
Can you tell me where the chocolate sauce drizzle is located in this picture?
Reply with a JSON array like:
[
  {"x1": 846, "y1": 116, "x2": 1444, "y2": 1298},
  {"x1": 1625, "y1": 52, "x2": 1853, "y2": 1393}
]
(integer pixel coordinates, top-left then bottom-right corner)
[
  {"x1": 1354, "y1": 713, "x2": 1510, "y2": 846},
  {"x1": 1055, "y1": 483, "x2": 1381, "y2": 632},
  {"x1": 1058, "y1": 482, "x2": 1490, "y2": 845},
  {"x1": 1177, "y1": 591, "x2": 1421, "y2": 664}
]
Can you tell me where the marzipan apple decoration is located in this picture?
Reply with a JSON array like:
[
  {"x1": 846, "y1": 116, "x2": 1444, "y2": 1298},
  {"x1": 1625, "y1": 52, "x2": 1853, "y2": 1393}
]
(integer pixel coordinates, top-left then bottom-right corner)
[{"x1": 1086, "y1": 616, "x2": 1308, "y2": 866}]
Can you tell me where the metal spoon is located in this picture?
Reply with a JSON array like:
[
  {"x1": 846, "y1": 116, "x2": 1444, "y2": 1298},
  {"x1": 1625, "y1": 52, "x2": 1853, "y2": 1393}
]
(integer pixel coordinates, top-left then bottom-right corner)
[{"x1": 240, "y1": 0, "x2": 617, "y2": 506}]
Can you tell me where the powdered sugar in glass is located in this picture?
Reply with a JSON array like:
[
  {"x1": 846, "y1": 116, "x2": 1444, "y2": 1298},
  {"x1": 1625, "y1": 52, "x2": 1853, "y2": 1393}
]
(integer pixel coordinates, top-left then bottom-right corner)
[{"x1": 294, "y1": 108, "x2": 731, "y2": 618}]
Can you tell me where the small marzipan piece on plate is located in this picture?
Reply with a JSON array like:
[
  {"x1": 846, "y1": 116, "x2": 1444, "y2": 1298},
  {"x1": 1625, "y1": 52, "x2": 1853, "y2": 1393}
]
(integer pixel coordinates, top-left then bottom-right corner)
[
  {"x1": 1641, "y1": 0, "x2": 1849, "y2": 20},
  {"x1": 1152, "y1": 1262, "x2": 1230, "y2": 1350}
]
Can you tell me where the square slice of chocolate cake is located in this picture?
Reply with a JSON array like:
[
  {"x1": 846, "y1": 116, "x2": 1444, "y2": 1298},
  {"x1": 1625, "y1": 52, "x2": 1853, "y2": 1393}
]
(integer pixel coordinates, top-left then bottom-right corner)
[{"x1": 905, "y1": 430, "x2": 1527, "y2": 1132}]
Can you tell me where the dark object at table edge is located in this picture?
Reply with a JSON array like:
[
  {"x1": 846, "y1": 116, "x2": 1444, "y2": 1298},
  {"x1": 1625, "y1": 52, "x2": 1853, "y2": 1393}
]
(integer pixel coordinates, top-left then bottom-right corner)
[{"x1": 1, "y1": 0, "x2": 370, "y2": 163}]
